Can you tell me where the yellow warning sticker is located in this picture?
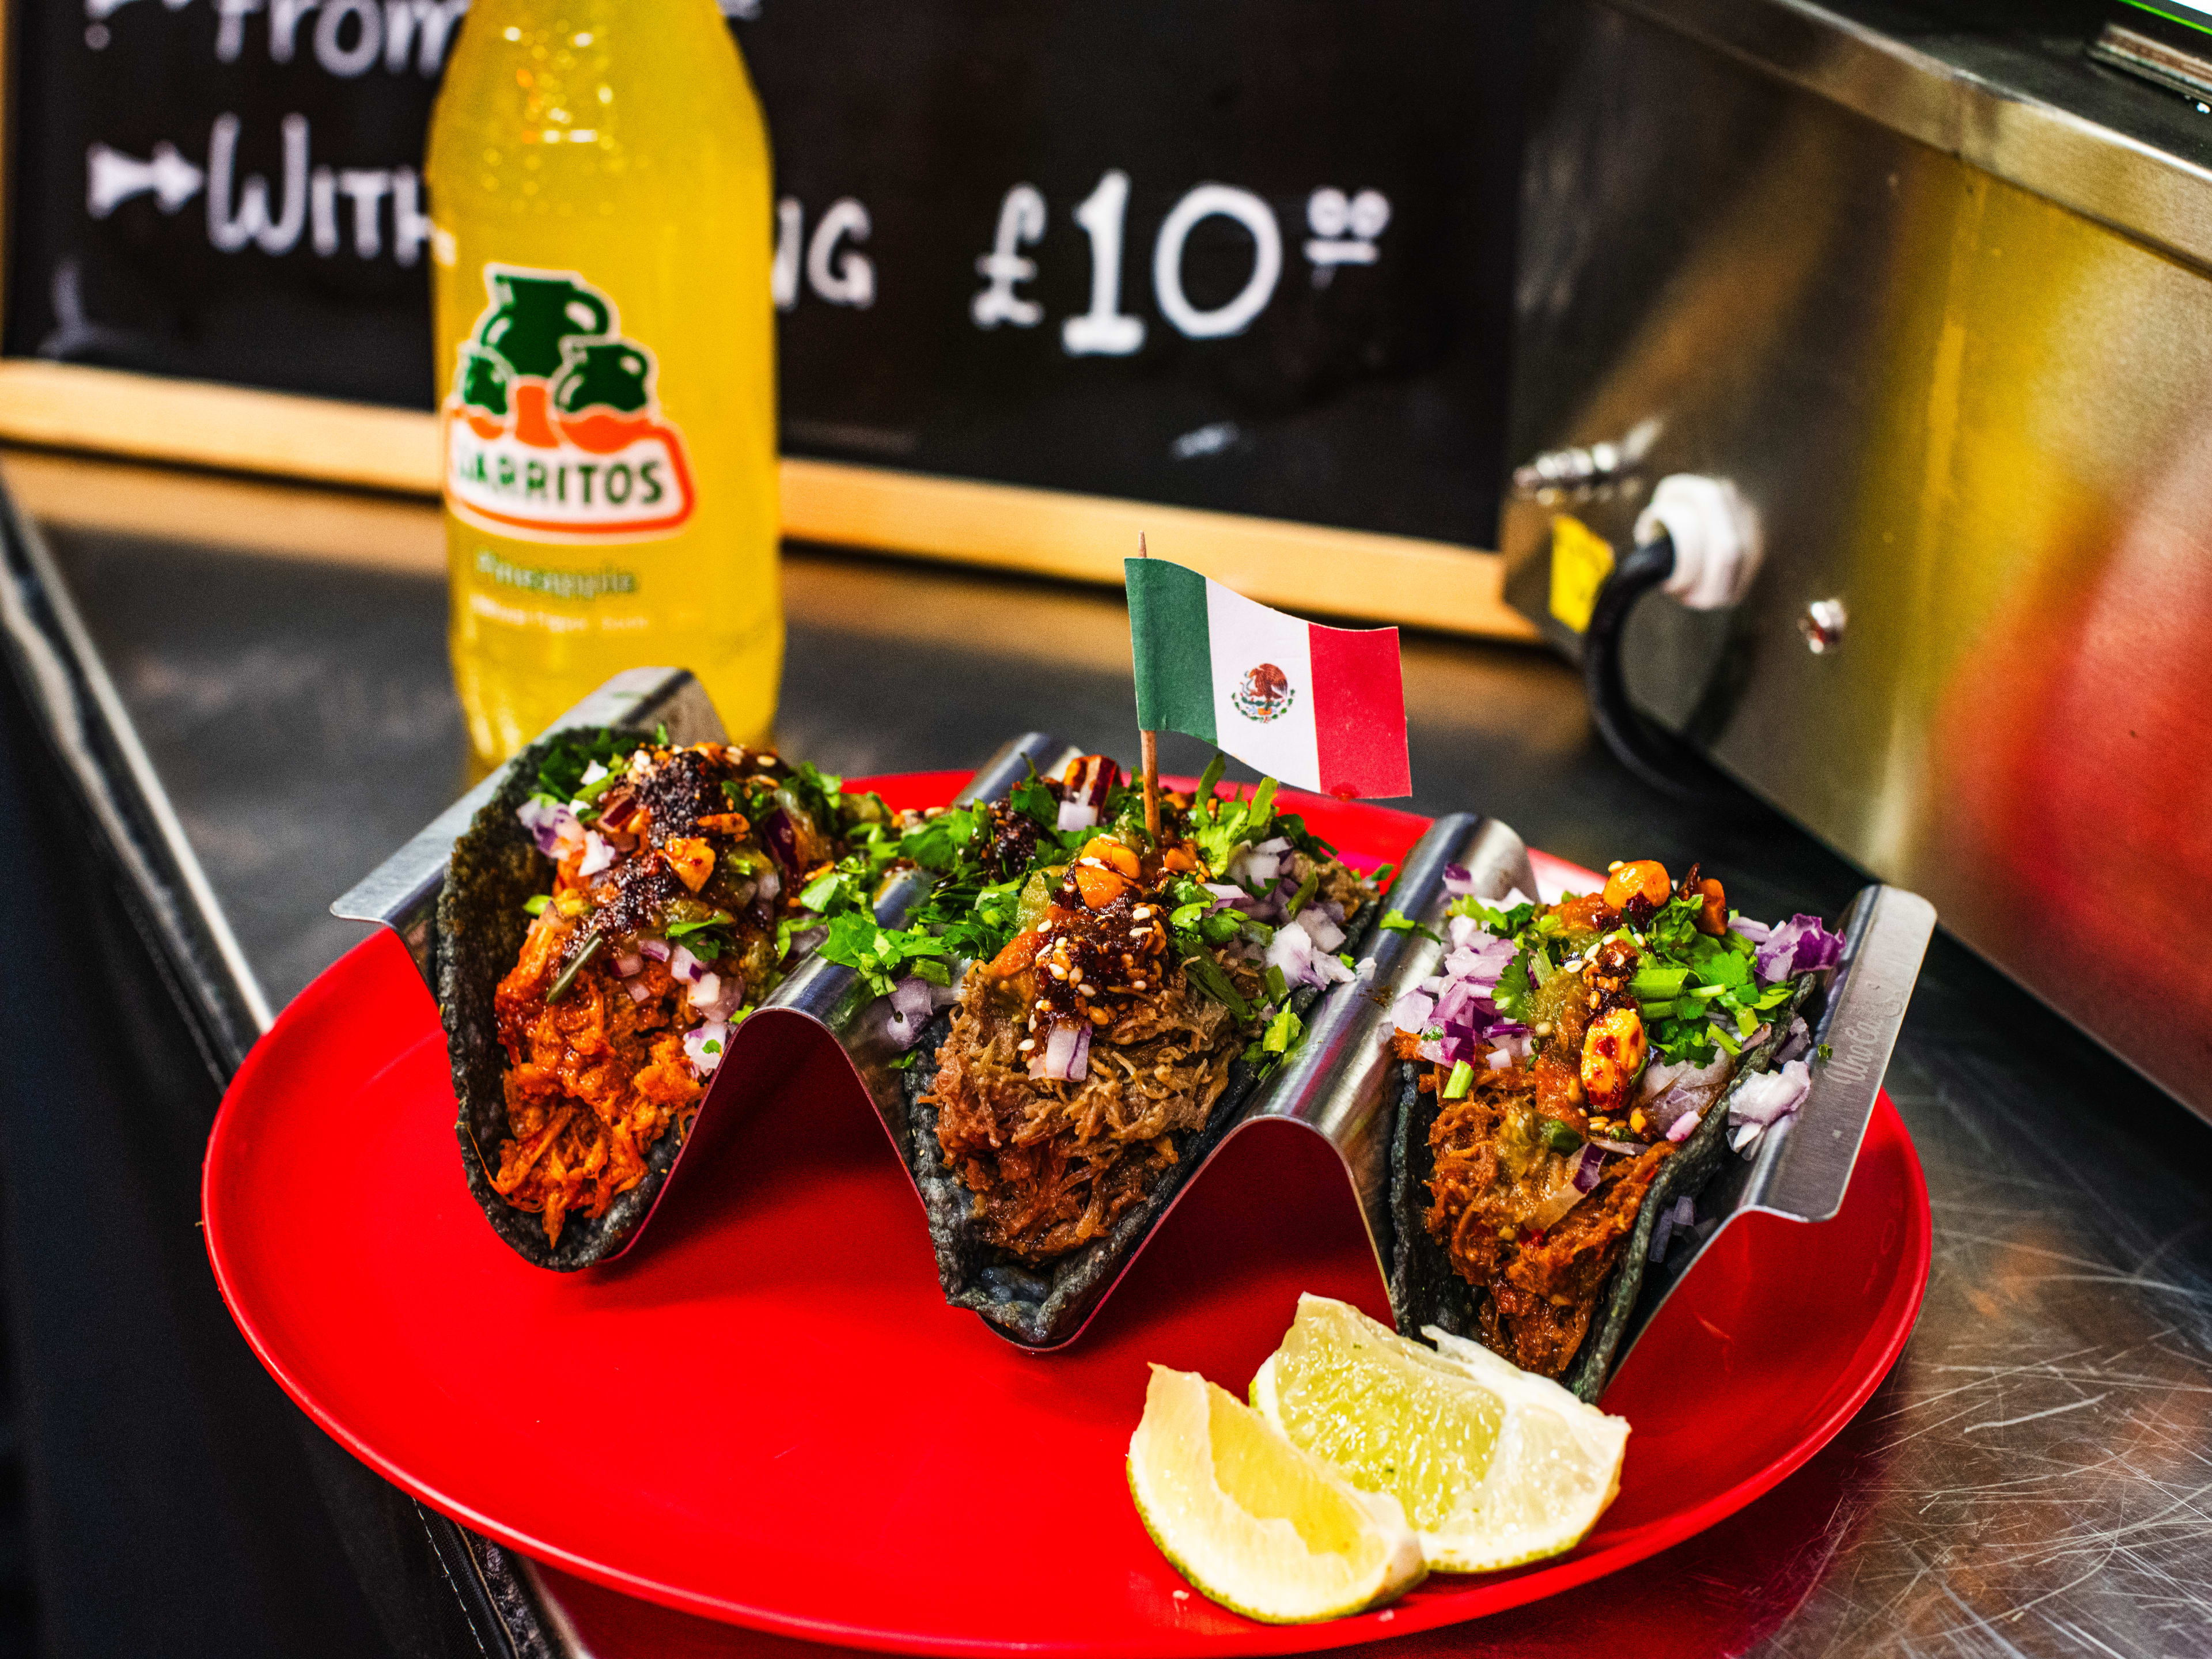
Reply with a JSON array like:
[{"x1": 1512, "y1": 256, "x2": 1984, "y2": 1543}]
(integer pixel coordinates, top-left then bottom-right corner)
[{"x1": 1548, "y1": 516, "x2": 1615, "y2": 634}]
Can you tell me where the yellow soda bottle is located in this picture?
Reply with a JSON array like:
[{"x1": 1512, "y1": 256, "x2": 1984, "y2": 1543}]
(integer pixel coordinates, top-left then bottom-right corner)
[{"x1": 426, "y1": 0, "x2": 781, "y2": 765}]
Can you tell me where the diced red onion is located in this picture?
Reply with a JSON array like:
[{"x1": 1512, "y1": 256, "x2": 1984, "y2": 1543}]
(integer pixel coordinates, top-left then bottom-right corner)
[
  {"x1": 756, "y1": 868, "x2": 782, "y2": 903},
  {"x1": 1294, "y1": 907, "x2": 1345, "y2": 953},
  {"x1": 1730, "y1": 1059, "x2": 1811, "y2": 1127},
  {"x1": 891, "y1": 975, "x2": 934, "y2": 1023},
  {"x1": 1029, "y1": 1021, "x2": 1090, "y2": 1082},
  {"x1": 682, "y1": 1021, "x2": 731, "y2": 1075},
  {"x1": 578, "y1": 831, "x2": 615, "y2": 878},
  {"x1": 1202, "y1": 882, "x2": 1248, "y2": 903},
  {"x1": 1665, "y1": 1108, "x2": 1702, "y2": 1144},
  {"x1": 1591, "y1": 1137, "x2": 1646, "y2": 1155},
  {"x1": 1254, "y1": 836, "x2": 1291, "y2": 856},
  {"x1": 1391, "y1": 990, "x2": 1435, "y2": 1035},
  {"x1": 1267, "y1": 921, "x2": 1320, "y2": 991},
  {"x1": 885, "y1": 976, "x2": 937, "y2": 1050},
  {"x1": 1440, "y1": 862, "x2": 1477, "y2": 895},
  {"x1": 516, "y1": 798, "x2": 584, "y2": 859},
  {"x1": 639, "y1": 938, "x2": 671, "y2": 962},
  {"x1": 1056, "y1": 800, "x2": 1099, "y2": 832},
  {"x1": 1354, "y1": 956, "x2": 1376, "y2": 983},
  {"x1": 1641, "y1": 1052, "x2": 1733, "y2": 1137},
  {"x1": 759, "y1": 808, "x2": 803, "y2": 876},
  {"x1": 625, "y1": 980, "x2": 652, "y2": 1004},
  {"x1": 687, "y1": 971, "x2": 722, "y2": 1011},
  {"x1": 1486, "y1": 1047, "x2": 1513, "y2": 1071},
  {"x1": 613, "y1": 951, "x2": 643, "y2": 978},
  {"x1": 1243, "y1": 851, "x2": 1282, "y2": 885},
  {"x1": 669, "y1": 945, "x2": 704, "y2": 984},
  {"x1": 1732, "y1": 1123, "x2": 1764, "y2": 1153},
  {"x1": 1570, "y1": 1144, "x2": 1607, "y2": 1193},
  {"x1": 1728, "y1": 916, "x2": 1772, "y2": 945}
]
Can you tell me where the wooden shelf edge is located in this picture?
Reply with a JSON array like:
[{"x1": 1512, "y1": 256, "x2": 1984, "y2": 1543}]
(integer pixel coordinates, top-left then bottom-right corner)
[{"x1": 0, "y1": 359, "x2": 1534, "y2": 640}]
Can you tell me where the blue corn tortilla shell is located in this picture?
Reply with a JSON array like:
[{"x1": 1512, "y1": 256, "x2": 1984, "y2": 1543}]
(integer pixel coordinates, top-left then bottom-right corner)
[
  {"x1": 1387, "y1": 976, "x2": 1816, "y2": 1402},
  {"x1": 437, "y1": 725, "x2": 685, "y2": 1271},
  {"x1": 901, "y1": 904, "x2": 1376, "y2": 1348}
]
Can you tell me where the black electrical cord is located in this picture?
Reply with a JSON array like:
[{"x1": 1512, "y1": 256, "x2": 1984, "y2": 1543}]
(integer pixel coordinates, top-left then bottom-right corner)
[{"x1": 1580, "y1": 531, "x2": 1733, "y2": 801}]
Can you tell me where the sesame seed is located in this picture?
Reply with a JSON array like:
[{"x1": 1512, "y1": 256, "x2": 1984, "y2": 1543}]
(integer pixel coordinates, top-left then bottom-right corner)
[{"x1": 1018, "y1": 1039, "x2": 1036, "y2": 1052}]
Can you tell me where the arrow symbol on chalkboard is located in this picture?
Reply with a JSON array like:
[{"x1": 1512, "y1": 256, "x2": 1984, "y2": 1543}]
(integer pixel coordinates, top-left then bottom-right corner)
[{"x1": 87, "y1": 142, "x2": 206, "y2": 218}]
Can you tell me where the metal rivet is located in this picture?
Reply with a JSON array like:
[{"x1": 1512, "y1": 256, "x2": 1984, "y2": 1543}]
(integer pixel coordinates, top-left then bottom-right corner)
[{"x1": 1801, "y1": 598, "x2": 1848, "y2": 654}]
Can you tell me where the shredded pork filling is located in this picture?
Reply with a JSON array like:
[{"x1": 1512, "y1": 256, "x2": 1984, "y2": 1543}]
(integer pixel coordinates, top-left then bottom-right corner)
[
  {"x1": 1424, "y1": 1056, "x2": 1671, "y2": 1378},
  {"x1": 926, "y1": 950, "x2": 1259, "y2": 1263}
]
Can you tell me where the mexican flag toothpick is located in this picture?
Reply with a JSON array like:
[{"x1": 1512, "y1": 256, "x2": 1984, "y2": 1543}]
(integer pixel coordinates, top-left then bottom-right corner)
[{"x1": 1126, "y1": 548, "x2": 1411, "y2": 806}]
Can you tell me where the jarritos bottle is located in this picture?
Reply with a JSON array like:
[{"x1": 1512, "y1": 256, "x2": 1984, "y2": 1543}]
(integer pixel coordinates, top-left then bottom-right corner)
[{"x1": 427, "y1": 0, "x2": 780, "y2": 764}]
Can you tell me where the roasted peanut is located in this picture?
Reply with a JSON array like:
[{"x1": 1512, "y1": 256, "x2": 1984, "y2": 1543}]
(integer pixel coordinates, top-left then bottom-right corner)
[
  {"x1": 664, "y1": 836, "x2": 716, "y2": 893},
  {"x1": 1695, "y1": 877, "x2": 1728, "y2": 936},
  {"x1": 1601, "y1": 859, "x2": 1672, "y2": 911},
  {"x1": 1580, "y1": 1006, "x2": 1647, "y2": 1113}
]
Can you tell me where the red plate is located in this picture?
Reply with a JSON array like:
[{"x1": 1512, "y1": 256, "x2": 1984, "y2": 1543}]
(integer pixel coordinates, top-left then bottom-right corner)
[{"x1": 203, "y1": 778, "x2": 1930, "y2": 1656}]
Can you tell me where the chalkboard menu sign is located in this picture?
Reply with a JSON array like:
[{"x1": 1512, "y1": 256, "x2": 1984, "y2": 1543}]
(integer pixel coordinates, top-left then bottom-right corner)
[{"x1": 3, "y1": 0, "x2": 1526, "y2": 550}]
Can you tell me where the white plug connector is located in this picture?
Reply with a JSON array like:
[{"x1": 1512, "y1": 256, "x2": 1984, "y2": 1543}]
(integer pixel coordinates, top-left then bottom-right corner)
[{"x1": 1634, "y1": 475, "x2": 1762, "y2": 611}]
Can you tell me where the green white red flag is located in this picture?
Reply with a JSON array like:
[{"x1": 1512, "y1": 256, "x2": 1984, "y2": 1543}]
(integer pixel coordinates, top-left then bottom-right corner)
[{"x1": 1126, "y1": 557, "x2": 1411, "y2": 799}]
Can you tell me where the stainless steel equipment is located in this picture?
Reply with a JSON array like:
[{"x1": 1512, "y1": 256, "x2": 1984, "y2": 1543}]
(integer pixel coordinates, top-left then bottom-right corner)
[{"x1": 1503, "y1": 0, "x2": 2212, "y2": 1121}]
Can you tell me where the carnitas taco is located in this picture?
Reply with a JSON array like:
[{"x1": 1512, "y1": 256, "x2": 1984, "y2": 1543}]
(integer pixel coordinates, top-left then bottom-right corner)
[
  {"x1": 797, "y1": 752, "x2": 1381, "y2": 1343},
  {"x1": 1385, "y1": 858, "x2": 1843, "y2": 1398},
  {"x1": 438, "y1": 727, "x2": 889, "y2": 1268}
]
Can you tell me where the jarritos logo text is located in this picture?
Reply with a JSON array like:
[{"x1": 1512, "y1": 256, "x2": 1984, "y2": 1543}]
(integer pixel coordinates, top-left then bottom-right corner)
[{"x1": 444, "y1": 266, "x2": 696, "y2": 541}]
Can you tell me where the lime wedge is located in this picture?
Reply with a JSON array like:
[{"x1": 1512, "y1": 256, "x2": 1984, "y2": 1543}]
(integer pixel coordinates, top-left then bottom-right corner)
[
  {"x1": 1127, "y1": 1363, "x2": 1426, "y2": 1623},
  {"x1": 1250, "y1": 1294, "x2": 1628, "y2": 1573}
]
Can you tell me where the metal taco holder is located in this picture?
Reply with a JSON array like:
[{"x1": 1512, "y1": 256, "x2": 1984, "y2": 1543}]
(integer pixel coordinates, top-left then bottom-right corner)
[
  {"x1": 1611, "y1": 881, "x2": 1934, "y2": 1379},
  {"x1": 334, "y1": 676, "x2": 1931, "y2": 1372},
  {"x1": 1266, "y1": 810, "x2": 1933, "y2": 1393},
  {"x1": 332, "y1": 666, "x2": 1079, "y2": 1265}
]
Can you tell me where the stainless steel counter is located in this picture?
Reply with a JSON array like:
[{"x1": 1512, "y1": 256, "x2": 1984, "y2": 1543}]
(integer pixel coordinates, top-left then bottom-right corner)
[{"x1": 8, "y1": 449, "x2": 2210, "y2": 1657}]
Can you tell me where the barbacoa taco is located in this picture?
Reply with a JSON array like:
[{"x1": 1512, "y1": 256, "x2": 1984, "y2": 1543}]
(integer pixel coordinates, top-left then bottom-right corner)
[
  {"x1": 1385, "y1": 858, "x2": 1843, "y2": 1397},
  {"x1": 438, "y1": 727, "x2": 889, "y2": 1268},
  {"x1": 795, "y1": 752, "x2": 1382, "y2": 1344}
]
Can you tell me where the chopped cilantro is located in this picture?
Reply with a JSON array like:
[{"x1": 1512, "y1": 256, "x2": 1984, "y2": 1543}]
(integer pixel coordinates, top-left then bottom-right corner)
[
  {"x1": 1493, "y1": 952, "x2": 1533, "y2": 1022},
  {"x1": 1378, "y1": 909, "x2": 1442, "y2": 942}
]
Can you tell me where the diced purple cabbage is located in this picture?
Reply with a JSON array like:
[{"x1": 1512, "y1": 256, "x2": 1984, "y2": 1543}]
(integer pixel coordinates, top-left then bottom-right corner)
[{"x1": 1756, "y1": 915, "x2": 1844, "y2": 982}]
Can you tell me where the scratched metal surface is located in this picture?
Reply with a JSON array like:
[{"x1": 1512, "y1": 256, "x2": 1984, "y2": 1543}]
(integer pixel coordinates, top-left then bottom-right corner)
[{"x1": 21, "y1": 457, "x2": 2212, "y2": 1657}]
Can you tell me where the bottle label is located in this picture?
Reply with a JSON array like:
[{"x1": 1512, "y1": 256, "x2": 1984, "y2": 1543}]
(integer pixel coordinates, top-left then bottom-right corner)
[{"x1": 443, "y1": 264, "x2": 698, "y2": 542}]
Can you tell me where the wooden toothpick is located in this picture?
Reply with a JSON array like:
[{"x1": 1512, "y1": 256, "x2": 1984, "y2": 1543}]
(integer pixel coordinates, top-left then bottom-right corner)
[{"x1": 1138, "y1": 533, "x2": 1161, "y2": 844}]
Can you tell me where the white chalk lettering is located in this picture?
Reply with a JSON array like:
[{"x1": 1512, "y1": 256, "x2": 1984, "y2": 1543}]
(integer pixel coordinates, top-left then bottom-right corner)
[
  {"x1": 207, "y1": 112, "x2": 309, "y2": 255},
  {"x1": 315, "y1": 0, "x2": 380, "y2": 75},
  {"x1": 972, "y1": 184, "x2": 1046, "y2": 329},
  {"x1": 1062, "y1": 169, "x2": 1143, "y2": 357},
  {"x1": 805, "y1": 198, "x2": 874, "y2": 308},
  {"x1": 772, "y1": 198, "x2": 802, "y2": 311},
  {"x1": 310, "y1": 165, "x2": 339, "y2": 254},
  {"x1": 1153, "y1": 183, "x2": 1280, "y2": 340},
  {"x1": 269, "y1": 0, "x2": 316, "y2": 63}
]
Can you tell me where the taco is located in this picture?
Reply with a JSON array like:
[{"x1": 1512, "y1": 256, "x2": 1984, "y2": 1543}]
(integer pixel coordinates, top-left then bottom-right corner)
[
  {"x1": 1384, "y1": 858, "x2": 1842, "y2": 1399},
  {"x1": 438, "y1": 726, "x2": 889, "y2": 1268},
  {"x1": 798, "y1": 752, "x2": 1382, "y2": 1344}
]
